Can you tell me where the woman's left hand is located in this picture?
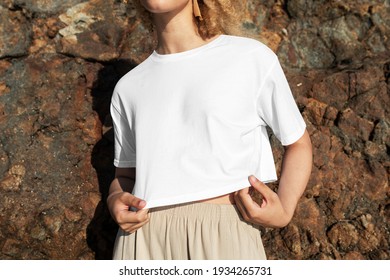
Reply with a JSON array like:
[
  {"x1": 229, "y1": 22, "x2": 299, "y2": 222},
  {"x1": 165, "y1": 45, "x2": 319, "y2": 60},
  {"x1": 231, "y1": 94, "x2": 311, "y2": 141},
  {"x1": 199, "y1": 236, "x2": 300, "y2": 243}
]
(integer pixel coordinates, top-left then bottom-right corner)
[{"x1": 234, "y1": 175, "x2": 292, "y2": 228}]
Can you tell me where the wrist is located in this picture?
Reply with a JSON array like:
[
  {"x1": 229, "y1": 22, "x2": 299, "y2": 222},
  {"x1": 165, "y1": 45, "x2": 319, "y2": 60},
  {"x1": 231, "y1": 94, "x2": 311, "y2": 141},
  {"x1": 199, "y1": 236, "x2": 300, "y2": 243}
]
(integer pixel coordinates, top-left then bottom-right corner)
[{"x1": 107, "y1": 190, "x2": 126, "y2": 204}]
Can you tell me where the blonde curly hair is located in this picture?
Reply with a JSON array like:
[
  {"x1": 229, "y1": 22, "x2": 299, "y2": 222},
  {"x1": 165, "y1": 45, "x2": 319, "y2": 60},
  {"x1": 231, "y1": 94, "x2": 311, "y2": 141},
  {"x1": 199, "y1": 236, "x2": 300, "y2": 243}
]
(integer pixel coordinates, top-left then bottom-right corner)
[{"x1": 131, "y1": 0, "x2": 246, "y2": 39}]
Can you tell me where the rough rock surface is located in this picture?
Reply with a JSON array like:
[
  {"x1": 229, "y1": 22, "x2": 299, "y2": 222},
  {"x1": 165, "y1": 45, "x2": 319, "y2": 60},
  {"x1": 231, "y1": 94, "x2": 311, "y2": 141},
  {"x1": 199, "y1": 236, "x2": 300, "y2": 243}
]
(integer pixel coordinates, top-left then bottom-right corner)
[
  {"x1": 0, "y1": 6, "x2": 32, "y2": 58},
  {"x1": 0, "y1": 0, "x2": 388, "y2": 260}
]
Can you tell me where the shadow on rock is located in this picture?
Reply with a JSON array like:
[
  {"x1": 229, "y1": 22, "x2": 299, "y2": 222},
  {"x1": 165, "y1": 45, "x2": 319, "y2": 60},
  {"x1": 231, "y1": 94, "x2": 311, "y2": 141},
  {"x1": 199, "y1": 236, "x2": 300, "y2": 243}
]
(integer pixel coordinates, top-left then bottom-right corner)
[{"x1": 87, "y1": 59, "x2": 137, "y2": 259}]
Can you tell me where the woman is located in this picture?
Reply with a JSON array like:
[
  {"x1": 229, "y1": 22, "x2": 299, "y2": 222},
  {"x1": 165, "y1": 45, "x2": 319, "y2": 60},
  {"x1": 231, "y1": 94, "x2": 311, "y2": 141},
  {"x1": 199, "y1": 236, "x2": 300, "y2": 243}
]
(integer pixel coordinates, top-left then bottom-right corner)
[{"x1": 107, "y1": 0, "x2": 312, "y2": 260}]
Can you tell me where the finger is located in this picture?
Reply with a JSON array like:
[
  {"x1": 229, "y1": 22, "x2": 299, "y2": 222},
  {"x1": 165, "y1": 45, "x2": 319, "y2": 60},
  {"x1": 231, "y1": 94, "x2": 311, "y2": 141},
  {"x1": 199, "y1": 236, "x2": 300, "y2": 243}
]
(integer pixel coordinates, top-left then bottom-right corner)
[
  {"x1": 135, "y1": 208, "x2": 149, "y2": 222},
  {"x1": 122, "y1": 193, "x2": 147, "y2": 210},
  {"x1": 248, "y1": 175, "x2": 273, "y2": 201},
  {"x1": 120, "y1": 214, "x2": 150, "y2": 233},
  {"x1": 236, "y1": 187, "x2": 261, "y2": 214},
  {"x1": 130, "y1": 217, "x2": 150, "y2": 233},
  {"x1": 234, "y1": 191, "x2": 250, "y2": 221},
  {"x1": 234, "y1": 187, "x2": 249, "y2": 207},
  {"x1": 119, "y1": 208, "x2": 149, "y2": 224},
  {"x1": 122, "y1": 217, "x2": 150, "y2": 233}
]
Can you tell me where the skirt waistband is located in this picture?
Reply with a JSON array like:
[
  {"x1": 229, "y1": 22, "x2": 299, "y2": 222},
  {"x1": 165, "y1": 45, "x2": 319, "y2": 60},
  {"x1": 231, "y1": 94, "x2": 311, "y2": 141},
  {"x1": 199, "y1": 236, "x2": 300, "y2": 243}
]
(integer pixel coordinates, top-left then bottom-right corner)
[{"x1": 149, "y1": 202, "x2": 243, "y2": 221}]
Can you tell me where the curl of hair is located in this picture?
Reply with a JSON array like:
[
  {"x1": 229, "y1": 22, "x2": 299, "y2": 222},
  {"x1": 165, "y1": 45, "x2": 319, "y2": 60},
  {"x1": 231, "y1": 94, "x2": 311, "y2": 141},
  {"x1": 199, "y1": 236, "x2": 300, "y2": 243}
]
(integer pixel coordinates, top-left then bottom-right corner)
[{"x1": 131, "y1": 0, "x2": 245, "y2": 39}]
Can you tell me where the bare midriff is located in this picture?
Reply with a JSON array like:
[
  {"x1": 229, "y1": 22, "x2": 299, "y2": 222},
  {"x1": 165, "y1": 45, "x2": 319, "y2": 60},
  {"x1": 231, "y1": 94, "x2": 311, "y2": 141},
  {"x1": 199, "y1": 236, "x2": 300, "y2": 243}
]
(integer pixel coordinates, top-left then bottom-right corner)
[{"x1": 197, "y1": 193, "x2": 235, "y2": 204}]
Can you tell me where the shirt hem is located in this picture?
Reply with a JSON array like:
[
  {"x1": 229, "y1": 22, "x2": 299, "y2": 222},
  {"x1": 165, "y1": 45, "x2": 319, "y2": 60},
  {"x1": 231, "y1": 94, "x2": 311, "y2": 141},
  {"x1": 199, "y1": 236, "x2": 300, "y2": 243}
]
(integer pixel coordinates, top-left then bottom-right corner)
[{"x1": 142, "y1": 177, "x2": 277, "y2": 209}]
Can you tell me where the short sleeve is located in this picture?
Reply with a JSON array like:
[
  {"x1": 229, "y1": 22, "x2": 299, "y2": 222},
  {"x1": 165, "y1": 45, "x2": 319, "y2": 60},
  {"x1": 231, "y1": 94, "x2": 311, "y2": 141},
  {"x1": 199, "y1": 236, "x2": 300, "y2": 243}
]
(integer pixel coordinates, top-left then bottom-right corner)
[
  {"x1": 256, "y1": 57, "x2": 306, "y2": 146},
  {"x1": 110, "y1": 94, "x2": 136, "y2": 167}
]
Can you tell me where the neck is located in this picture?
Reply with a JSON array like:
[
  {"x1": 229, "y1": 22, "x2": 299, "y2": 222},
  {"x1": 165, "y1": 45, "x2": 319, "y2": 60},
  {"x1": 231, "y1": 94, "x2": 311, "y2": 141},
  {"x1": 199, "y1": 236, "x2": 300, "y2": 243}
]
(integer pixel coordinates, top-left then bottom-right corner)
[{"x1": 152, "y1": 1, "x2": 206, "y2": 54}]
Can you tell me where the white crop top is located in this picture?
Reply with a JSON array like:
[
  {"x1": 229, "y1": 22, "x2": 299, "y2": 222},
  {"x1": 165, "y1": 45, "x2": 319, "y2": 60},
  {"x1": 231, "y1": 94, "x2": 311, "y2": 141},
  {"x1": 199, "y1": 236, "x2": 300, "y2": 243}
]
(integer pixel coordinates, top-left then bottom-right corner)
[{"x1": 111, "y1": 35, "x2": 306, "y2": 209}]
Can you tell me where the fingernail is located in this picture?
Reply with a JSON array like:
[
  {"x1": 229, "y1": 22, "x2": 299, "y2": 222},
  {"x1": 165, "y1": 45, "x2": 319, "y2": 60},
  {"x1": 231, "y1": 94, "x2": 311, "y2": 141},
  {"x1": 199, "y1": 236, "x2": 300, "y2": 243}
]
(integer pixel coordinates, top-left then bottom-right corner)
[
  {"x1": 139, "y1": 200, "x2": 146, "y2": 207},
  {"x1": 249, "y1": 175, "x2": 258, "y2": 183}
]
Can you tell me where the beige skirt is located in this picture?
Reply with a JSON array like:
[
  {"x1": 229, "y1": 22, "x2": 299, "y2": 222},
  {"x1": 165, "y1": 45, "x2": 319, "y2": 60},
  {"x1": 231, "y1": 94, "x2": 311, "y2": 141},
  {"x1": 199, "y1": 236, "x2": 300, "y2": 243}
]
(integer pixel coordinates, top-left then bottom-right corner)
[{"x1": 112, "y1": 202, "x2": 267, "y2": 260}]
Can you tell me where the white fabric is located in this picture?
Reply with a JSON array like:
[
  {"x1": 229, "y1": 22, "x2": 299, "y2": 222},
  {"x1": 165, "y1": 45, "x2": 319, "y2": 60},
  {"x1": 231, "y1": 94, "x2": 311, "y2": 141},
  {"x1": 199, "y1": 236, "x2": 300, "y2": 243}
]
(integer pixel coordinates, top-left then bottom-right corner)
[{"x1": 111, "y1": 35, "x2": 306, "y2": 209}]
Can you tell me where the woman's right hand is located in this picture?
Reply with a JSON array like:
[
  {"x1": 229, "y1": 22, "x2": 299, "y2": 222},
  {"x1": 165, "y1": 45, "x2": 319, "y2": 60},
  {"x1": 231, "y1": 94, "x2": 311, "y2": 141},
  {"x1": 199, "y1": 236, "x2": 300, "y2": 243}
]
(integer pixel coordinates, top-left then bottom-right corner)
[{"x1": 107, "y1": 191, "x2": 149, "y2": 234}]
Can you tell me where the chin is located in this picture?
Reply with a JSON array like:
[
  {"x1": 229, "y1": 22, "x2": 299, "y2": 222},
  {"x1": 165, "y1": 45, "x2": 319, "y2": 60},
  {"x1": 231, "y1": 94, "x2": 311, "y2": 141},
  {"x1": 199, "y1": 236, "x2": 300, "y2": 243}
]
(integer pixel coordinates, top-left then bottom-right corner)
[{"x1": 140, "y1": 0, "x2": 190, "y2": 14}]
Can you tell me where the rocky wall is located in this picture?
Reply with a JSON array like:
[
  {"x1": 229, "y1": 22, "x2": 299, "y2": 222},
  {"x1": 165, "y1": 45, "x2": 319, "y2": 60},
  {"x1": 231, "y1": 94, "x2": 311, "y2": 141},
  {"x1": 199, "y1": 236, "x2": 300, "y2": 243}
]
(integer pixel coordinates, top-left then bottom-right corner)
[{"x1": 0, "y1": 0, "x2": 388, "y2": 259}]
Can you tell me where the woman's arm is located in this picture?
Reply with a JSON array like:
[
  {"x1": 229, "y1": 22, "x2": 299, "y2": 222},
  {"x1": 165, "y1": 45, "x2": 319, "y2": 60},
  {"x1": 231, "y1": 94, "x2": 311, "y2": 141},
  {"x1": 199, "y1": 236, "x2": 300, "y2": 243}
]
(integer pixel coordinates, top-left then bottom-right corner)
[
  {"x1": 107, "y1": 167, "x2": 149, "y2": 233},
  {"x1": 234, "y1": 129, "x2": 312, "y2": 228}
]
